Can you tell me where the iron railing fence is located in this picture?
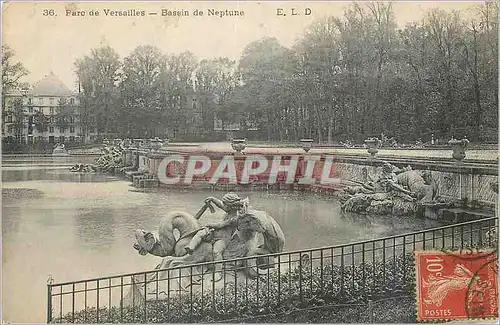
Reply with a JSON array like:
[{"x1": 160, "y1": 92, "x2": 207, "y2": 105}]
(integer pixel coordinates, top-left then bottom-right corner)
[{"x1": 48, "y1": 217, "x2": 498, "y2": 323}]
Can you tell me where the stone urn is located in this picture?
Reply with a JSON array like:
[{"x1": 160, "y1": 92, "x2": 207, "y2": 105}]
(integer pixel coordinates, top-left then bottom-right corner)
[
  {"x1": 150, "y1": 137, "x2": 163, "y2": 152},
  {"x1": 448, "y1": 138, "x2": 469, "y2": 161},
  {"x1": 365, "y1": 137, "x2": 380, "y2": 157},
  {"x1": 231, "y1": 138, "x2": 247, "y2": 154},
  {"x1": 133, "y1": 138, "x2": 142, "y2": 149},
  {"x1": 160, "y1": 138, "x2": 170, "y2": 153},
  {"x1": 122, "y1": 138, "x2": 132, "y2": 149},
  {"x1": 300, "y1": 139, "x2": 314, "y2": 153},
  {"x1": 143, "y1": 139, "x2": 152, "y2": 150}
]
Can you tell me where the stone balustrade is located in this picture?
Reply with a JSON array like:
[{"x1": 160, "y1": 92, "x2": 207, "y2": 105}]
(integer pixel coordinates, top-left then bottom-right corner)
[
  {"x1": 123, "y1": 150, "x2": 496, "y2": 207},
  {"x1": 111, "y1": 135, "x2": 496, "y2": 208}
]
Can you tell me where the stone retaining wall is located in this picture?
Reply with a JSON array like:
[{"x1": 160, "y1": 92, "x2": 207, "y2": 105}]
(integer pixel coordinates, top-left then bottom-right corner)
[
  {"x1": 332, "y1": 162, "x2": 497, "y2": 205},
  {"x1": 125, "y1": 149, "x2": 497, "y2": 207}
]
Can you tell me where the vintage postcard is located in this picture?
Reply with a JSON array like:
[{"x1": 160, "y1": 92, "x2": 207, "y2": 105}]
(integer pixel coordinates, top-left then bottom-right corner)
[{"x1": 1, "y1": 1, "x2": 498, "y2": 324}]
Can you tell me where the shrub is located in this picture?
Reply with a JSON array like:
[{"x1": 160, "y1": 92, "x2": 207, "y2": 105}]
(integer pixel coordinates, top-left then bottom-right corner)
[{"x1": 54, "y1": 253, "x2": 418, "y2": 323}]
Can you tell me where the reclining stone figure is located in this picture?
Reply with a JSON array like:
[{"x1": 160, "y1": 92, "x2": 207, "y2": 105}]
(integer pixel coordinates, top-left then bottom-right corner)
[{"x1": 340, "y1": 162, "x2": 439, "y2": 215}]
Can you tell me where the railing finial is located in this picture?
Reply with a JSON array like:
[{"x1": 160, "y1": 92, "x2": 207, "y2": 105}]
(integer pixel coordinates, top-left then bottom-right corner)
[{"x1": 47, "y1": 274, "x2": 54, "y2": 285}]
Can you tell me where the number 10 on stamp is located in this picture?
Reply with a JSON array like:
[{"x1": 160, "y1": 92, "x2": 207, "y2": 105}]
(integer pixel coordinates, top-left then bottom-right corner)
[{"x1": 415, "y1": 249, "x2": 498, "y2": 321}]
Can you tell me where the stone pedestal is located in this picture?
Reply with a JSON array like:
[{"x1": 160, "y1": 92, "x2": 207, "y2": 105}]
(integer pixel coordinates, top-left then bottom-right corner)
[
  {"x1": 124, "y1": 149, "x2": 134, "y2": 167},
  {"x1": 119, "y1": 152, "x2": 126, "y2": 168},
  {"x1": 139, "y1": 179, "x2": 159, "y2": 188},
  {"x1": 300, "y1": 139, "x2": 314, "y2": 153},
  {"x1": 364, "y1": 138, "x2": 380, "y2": 158},
  {"x1": 448, "y1": 138, "x2": 469, "y2": 161},
  {"x1": 133, "y1": 174, "x2": 147, "y2": 187},
  {"x1": 148, "y1": 152, "x2": 168, "y2": 179},
  {"x1": 231, "y1": 139, "x2": 247, "y2": 154},
  {"x1": 131, "y1": 151, "x2": 139, "y2": 170},
  {"x1": 137, "y1": 150, "x2": 150, "y2": 173}
]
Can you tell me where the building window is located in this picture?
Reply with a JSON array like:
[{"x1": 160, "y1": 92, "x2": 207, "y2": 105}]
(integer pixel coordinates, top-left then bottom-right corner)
[
  {"x1": 49, "y1": 136, "x2": 55, "y2": 143},
  {"x1": 8, "y1": 125, "x2": 13, "y2": 133},
  {"x1": 70, "y1": 98, "x2": 75, "y2": 105},
  {"x1": 28, "y1": 98, "x2": 33, "y2": 105},
  {"x1": 7, "y1": 115, "x2": 12, "y2": 123},
  {"x1": 70, "y1": 126, "x2": 75, "y2": 133},
  {"x1": 60, "y1": 136, "x2": 65, "y2": 143},
  {"x1": 49, "y1": 98, "x2": 55, "y2": 105},
  {"x1": 49, "y1": 126, "x2": 54, "y2": 133},
  {"x1": 38, "y1": 98, "x2": 44, "y2": 105},
  {"x1": 70, "y1": 116, "x2": 75, "y2": 124},
  {"x1": 28, "y1": 107, "x2": 33, "y2": 114},
  {"x1": 50, "y1": 107, "x2": 54, "y2": 115},
  {"x1": 70, "y1": 136, "x2": 75, "y2": 142}
]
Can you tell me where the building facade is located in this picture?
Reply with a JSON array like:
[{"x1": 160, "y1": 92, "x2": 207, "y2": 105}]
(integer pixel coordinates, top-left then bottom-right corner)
[{"x1": 2, "y1": 72, "x2": 89, "y2": 144}]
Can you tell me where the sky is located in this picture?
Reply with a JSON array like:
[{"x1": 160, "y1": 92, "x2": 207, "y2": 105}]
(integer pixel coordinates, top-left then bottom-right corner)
[{"x1": 2, "y1": 1, "x2": 484, "y2": 91}]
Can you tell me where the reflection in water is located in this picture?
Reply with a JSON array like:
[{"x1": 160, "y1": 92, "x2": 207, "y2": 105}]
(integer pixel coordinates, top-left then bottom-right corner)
[
  {"x1": 75, "y1": 209, "x2": 117, "y2": 250},
  {"x1": 2, "y1": 168, "x2": 118, "y2": 183},
  {"x1": 2, "y1": 188, "x2": 45, "y2": 200},
  {"x1": 1, "y1": 158, "x2": 443, "y2": 323},
  {"x1": 2, "y1": 155, "x2": 96, "y2": 165},
  {"x1": 341, "y1": 212, "x2": 373, "y2": 229},
  {"x1": 2, "y1": 206, "x2": 22, "y2": 235}
]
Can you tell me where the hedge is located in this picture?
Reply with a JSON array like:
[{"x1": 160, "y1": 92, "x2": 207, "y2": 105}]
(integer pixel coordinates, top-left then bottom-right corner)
[{"x1": 54, "y1": 253, "x2": 418, "y2": 323}]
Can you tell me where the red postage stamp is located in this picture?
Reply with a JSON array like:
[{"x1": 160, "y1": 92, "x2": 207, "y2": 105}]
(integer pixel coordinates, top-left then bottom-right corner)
[{"x1": 415, "y1": 249, "x2": 498, "y2": 322}]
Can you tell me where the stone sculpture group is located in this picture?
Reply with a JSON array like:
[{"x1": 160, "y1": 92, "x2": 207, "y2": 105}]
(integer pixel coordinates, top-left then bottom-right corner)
[
  {"x1": 133, "y1": 192, "x2": 285, "y2": 279},
  {"x1": 339, "y1": 162, "x2": 444, "y2": 216},
  {"x1": 124, "y1": 192, "x2": 286, "y2": 304},
  {"x1": 52, "y1": 143, "x2": 69, "y2": 156},
  {"x1": 70, "y1": 142, "x2": 124, "y2": 173}
]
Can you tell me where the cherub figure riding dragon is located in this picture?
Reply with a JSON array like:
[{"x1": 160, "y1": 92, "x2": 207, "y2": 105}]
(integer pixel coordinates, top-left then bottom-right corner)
[{"x1": 133, "y1": 192, "x2": 285, "y2": 281}]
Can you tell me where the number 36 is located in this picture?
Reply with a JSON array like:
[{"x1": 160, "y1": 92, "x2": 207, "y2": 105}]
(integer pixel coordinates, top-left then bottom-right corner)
[{"x1": 43, "y1": 9, "x2": 55, "y2": 16}]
